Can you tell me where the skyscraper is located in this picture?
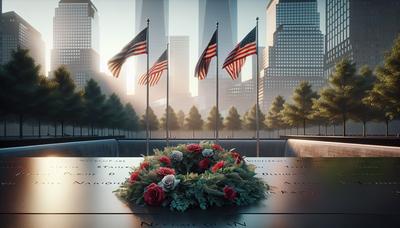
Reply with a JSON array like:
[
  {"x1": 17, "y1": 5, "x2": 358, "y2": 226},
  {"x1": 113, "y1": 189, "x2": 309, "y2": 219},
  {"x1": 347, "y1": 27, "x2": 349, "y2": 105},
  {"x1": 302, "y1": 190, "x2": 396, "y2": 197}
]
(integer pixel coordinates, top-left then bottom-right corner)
[
  {"x1": 261, "y1": 0, "x2": 325, "y2": 110},
  {"x1": 51, "y1": 0, "x2": 100, "y2": 89},
  {"x1": 197, "y1": 0, "x2": 238, "y2": 113},
  {"x1": 325, "y1": 0, "x2": 400, "y2": 77},
  {"x1": 134, "y1": 0, "x2": 168, "y2": 111},
  {"x1": 1, "y1": 11, "x2": 45, "y2": 74}
]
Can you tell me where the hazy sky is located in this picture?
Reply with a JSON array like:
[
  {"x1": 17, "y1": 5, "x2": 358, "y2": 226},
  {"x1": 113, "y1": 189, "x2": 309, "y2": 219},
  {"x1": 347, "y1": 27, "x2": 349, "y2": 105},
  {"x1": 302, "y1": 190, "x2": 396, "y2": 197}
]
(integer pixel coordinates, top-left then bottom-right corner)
[{"x1": 3, "y1": 0, "x2": 324, "y2": 95}]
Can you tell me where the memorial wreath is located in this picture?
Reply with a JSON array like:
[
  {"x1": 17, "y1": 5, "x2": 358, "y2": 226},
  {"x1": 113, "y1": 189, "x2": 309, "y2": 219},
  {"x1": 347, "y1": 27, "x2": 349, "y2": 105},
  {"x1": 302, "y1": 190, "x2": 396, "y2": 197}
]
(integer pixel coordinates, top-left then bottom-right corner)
[{"x1": 116, "y1": 142, "x2": 267, "y2": 212}]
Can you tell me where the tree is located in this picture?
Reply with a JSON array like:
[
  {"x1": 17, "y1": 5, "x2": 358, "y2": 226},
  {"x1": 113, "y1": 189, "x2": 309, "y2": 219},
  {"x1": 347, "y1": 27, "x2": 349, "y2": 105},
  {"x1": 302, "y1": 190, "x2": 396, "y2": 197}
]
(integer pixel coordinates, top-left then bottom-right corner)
[
  {"x1": 316, "y1": 59, "x2": 358, "y2": 136},
  {"x1": 32, "y1": 76, "x2": 55, "y2": 137},
  {"x1": 123, "y1": 103, "x2": 139, "y2": 136},
  {"x1": 309, "y1": 96, "x2": 329, "y2": 136},
  {"x1": 281, "y1": 102, "x2": 301, "y2": 135},
  {"x1": 284, "y1": 81, "x2": 318, "y2": 135},
  {"x1": 364, "y1": 36, "x2": 400, "y2": 136},
  {"x1": 224, "y1": 106, "x2": 241, "y2": 137},
  {"x1": 177, "y1": 110, "x2": 185, "y2": 129},
  {"x1": 205, "y1": 106, "x2": 223, "y2": 135},
  {"x1": 265, "y1": 96, "x2": 285, "y2": 135},
  {"x1": 160, "y1": 106, "x2": 180, "y2": 135},
  {"x1": 243, "y1": 105, "x2": 265, "y2": 136},
  {"x1": 185, "y1": 106, "x2": 203, "y2": 138},
  {"x1": 352, "y1": 66, "x2": 379, "y2": 136},
  {"x1": 2, "y1": 49, "x2": 41, "y2": 138},
  {"x1": 104, "y1": 93, "x2": 125, "y2": 136},
  {"x1": 51, "y1": 66, "x2": 80, "y2": 136},
  {"x1": 83, "y1": 79, "x2": 106, "y2": 135},
  {"x1": 140, "y1": 107, "x2": 159, "y2": 137}
]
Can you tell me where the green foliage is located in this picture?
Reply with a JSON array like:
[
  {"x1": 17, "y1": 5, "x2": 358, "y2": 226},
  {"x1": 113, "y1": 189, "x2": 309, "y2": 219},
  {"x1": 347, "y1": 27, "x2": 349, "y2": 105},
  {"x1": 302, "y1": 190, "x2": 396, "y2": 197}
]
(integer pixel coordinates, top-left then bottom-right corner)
[
  {"x1": 243, "y1": 104, "x2": 265, "y2": 130},
  {"x1": 185, "y1": 106, "x2": 203, "y2": 137},
  {"x1": 123, "y1": 103, "x2": 140, "y2": 131},
  {"x1": 315, "y1": 59, "x2": 358, "y2": 136},
  {"x1": 224, "y1": 106, "x2": 242, "y2": 137},
  {"x1": 140, "y1": 107, "x2": 159, "y2": 131},
  {"x1": 160, "y1": 106, "x2": 180, "y2": 130},
  {"x1": 265, "y1": 96, "x2": 285, "y2": 130},
  {"x1": 283, "y1": 81, "x2": 318, "y2": 134},
  {"x1": 116, "y1": 142, "x2": 267, "y2": 212},
  {"x1": 83, "y1": 79, "x2": 106, "y2": 129},
  {"x1": 205, "y1": 106, "x2": 223, "y2": 131},
  {"x1": 364, "y1": 36, "x2": 400, "y2": 124}
]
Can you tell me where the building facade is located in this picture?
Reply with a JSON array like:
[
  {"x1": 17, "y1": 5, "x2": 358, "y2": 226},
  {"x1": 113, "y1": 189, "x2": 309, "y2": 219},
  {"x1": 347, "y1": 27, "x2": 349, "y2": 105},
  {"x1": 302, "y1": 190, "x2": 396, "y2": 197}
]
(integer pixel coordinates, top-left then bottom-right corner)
[
  {"x1": 1, "y1": 11, "x2": 45, "y2": 74},
  {"x1": 261, "y1": 0, "x2": 325, "y2": 111},
  {"x1": 51, "y1": 0, "x2": 100, "y2": 89},
  {"x1": 325, "y1": 0, "x2": 400, "y2": 77},
  {"x1": 133, "y1": 0, "x2": 169, "y2": 111},
  {"x1": 197, "y1": 0, "x2": 237, "y2": 113}
]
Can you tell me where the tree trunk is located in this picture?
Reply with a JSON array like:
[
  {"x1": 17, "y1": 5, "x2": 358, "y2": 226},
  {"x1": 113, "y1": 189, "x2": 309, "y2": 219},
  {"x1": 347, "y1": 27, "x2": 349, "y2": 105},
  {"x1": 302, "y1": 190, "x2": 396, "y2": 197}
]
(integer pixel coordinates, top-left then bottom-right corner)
[
  {"x1": 303, "y1": 118, "x2": 306, "y2": 135},
  {"x1": 343, "y1": 114, "x2": 346, "y2": 136},
  {"x1": 80, "y1": 126, "x2": 83, "y2": 137},
  {"x1": 318, "y1": 124, "x2": 321, "y2": 136},
  {"x1": 54, "y1": 123, "x2": 57, "y2": 137},
  {"x1": 325, "y1": 123, "x2": 328, "y2": 136},
  {"x1": 61, "y1": 121, "x2": 64, "y2": 137},
  {"x1": 385, "y1": 119, "x2": 389, "y2": 137},
  {"x1": 38, "y1": 119, "x2": 41, "y2": 138},
  {"x1": 333, "y1": 124, "x2": 336, "y2": 136},
  {"x1": 112, "y1": 128, "x2": 115, "y2": 136},
  {"x1": 72, "y1": 123, "x2": 75, "y2": 137},
  {"x1": 296, "y1": 126, "x2": 298, "y2": 135},
  {"x1": 362, "y1": 120, "x2": 367, "y2": 137},
  {"x1": 19, "y1": 114, "x2": 23, "y2": 139}
]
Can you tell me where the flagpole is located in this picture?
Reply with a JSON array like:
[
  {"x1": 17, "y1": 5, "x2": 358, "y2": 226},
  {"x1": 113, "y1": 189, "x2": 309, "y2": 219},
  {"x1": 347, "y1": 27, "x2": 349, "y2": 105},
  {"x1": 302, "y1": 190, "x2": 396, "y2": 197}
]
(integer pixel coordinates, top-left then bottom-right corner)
[
  {"x1": 255, "y1": 17, "x2": 260, "y2": 157},
  {"x1": 215, "y1": 22, "x2": 219, "y2": 144},
  {"x1": 146, "y1": 19, "x2": 150, "y2": 156},
  {"x1": 166, "y1": 43, "x2": 170, "y2": 147}
]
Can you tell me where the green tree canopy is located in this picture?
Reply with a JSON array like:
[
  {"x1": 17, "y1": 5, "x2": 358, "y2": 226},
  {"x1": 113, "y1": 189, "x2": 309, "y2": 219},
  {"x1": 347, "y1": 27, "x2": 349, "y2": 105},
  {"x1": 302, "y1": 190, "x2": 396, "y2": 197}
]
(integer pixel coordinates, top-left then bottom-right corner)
[
  {"x1": 123, "y1": 103, "x2": 139, "y2": 132},
  {"x1": 83, "y1": 79, "x2": 106, "y2": 134},
  {"x1": 224, "y1": 106, "x2": 242, "y2": 137},
  {"x1": 243, "y1": 104, "x2": 265, "y2": 131},
  {"x1": 205, "y1": 106, "x2": 223, "y2": 131},
  {"x1": 283, "y1": 81, "x2": 318, "y2": 135},
  {"x1": 160, "y1": 106, "x2": 180, "y2": 131},
  {"x1": 265, "y1": 96, "x2": 286, "y2": 131},
  {"x1": 2, "y1": 49, "x2": 42, "y2": 137},
  {"x1": 363, "y1": 36, "x2": 400, "y2": 136},
  {"x1": 105, "y1": 93, "x2": 125, "y2": 133},
  {"x1": 140, "y1": 107, "x2": 159, "y2": 132},
  {"x1": 316, "y1": 59, "x2": 358, "y2": 136},
  {"x1": 185, "y1": 106, "x2": 203, "y2": 138}
]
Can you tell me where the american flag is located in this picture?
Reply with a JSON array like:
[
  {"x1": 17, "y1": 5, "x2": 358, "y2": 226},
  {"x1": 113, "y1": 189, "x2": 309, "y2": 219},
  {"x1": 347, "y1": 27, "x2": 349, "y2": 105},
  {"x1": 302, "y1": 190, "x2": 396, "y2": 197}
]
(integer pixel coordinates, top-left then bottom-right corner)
[
  {"x1": 195, "y1": 30, "x2": 217, "y2": 80},
  {"x1": 223, "y1": 27, "x2": 257, "y2": 80},
  {"x1": 108, "y1": 27, "x2": 148, "y2": 77},
  {"x1": 138, "y1": 50, "x2": 168, "y2": 86}
]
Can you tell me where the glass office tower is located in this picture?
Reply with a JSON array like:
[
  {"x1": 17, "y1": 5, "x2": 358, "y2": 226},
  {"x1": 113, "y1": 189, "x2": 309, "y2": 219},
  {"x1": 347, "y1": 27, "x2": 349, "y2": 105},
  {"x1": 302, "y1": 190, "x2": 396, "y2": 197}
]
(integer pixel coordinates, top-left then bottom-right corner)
[
  {"x1": 261, "y1": 0, "x2": 325, "y2": 110},
  {"x1": 325, "y1": 0, "x2": 400, "y2": 77},
  {"x1": 51, "y1": 0, "x2": 100, "y2": 89}
]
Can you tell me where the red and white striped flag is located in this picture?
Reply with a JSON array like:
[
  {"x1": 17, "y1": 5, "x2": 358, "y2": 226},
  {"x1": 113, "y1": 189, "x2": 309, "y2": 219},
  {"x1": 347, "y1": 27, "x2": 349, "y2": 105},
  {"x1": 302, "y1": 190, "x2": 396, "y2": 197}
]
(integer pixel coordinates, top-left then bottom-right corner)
[
  {"x1": 138, "y1": 50, "x2": 168, "y2": 86},
  {"x1": 195, "y1": 30, "x2": 217, "y2": 80},
  {"x1": 223, "y1": 27, "x2": 257, "y2": 80},
  {"x1": 108, "y1": 27, "x2": 148, "y2": 78}
]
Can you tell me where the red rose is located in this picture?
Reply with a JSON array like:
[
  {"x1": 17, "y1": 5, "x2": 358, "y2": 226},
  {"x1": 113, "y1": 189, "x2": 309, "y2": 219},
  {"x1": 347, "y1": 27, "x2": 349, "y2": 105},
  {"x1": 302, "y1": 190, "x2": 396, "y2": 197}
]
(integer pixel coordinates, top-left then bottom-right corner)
[
  {"x1": 159, "y1": 156, "x2": 171, "y2": 166},
  {"x1": 144, "y1": 183, "x2": 165, "y2": 206},
  {"x1": 223, "y1": 186, "x2": 237, "y2": 200},
  {"x1": 198, "y1": 158, "x2": 210, "y2": 170},
  {"x1": 186, "y1": 144, "x2": 202, "y2": 153},
  {"x1": 212, "y1": 144, "x2": 223, "y2": 151},
  {"x1": 140, "y1": 161, "x2": 150, "y2": 170},
  {"x1": 156, "y1": 167, "x2": 176, "y2": 176},
  {"x1": 130, "y1": 171, "x2": 140, "y2": 183},
  {"x1": 231, "y1": 151, "x2": 242, "y2": 164},
  {"x1": 211, "y1": 161, "x2": 224, "y2": 173}
]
